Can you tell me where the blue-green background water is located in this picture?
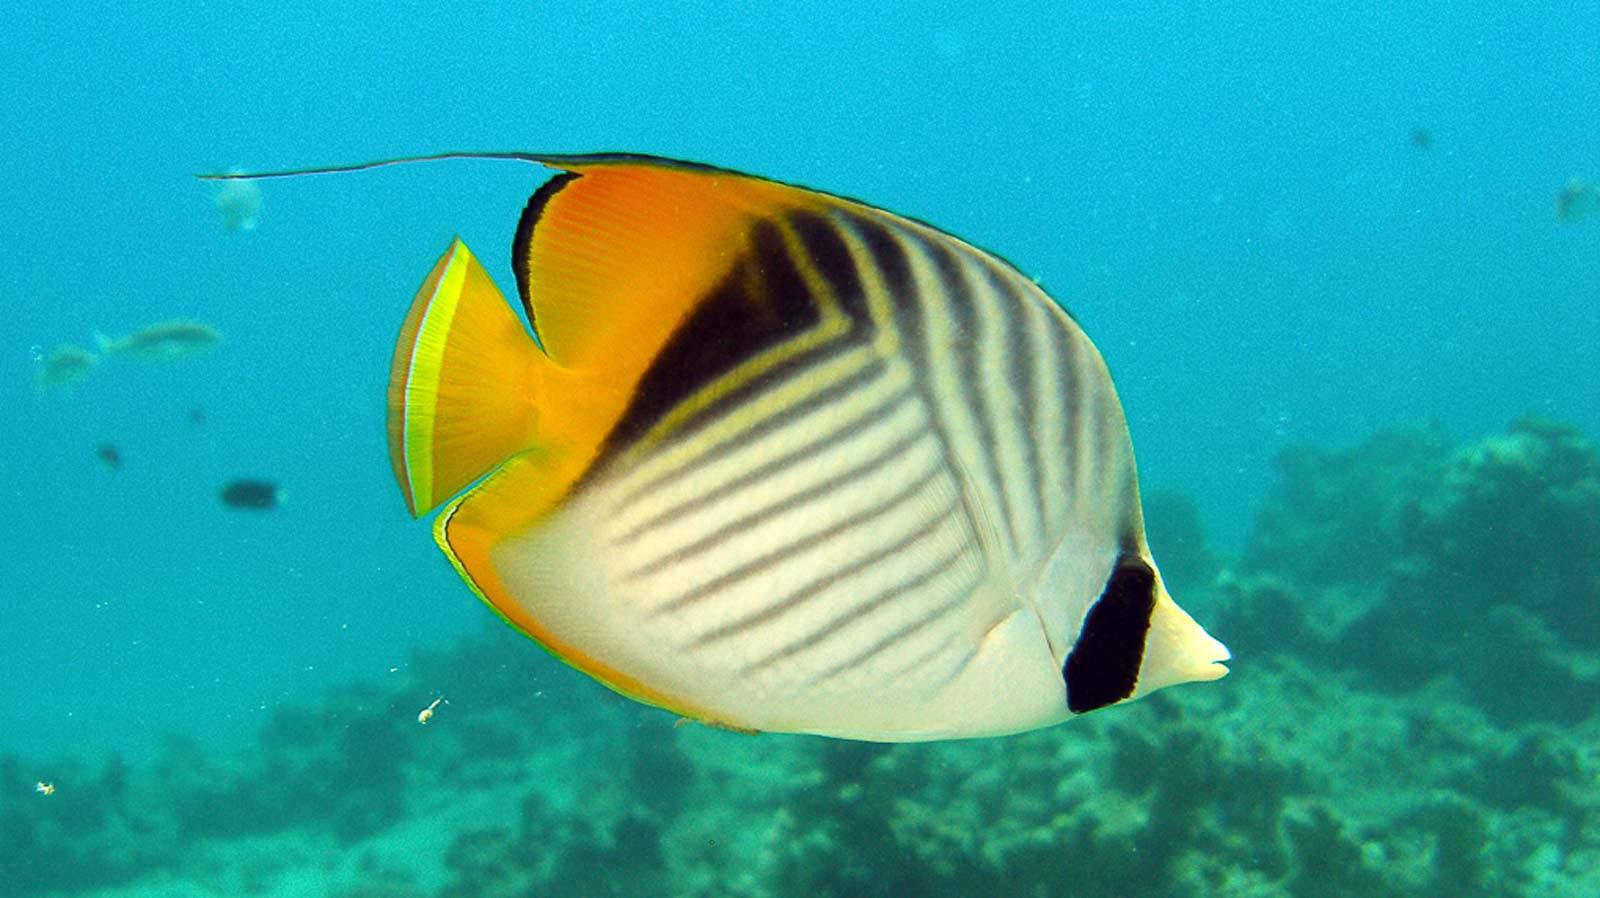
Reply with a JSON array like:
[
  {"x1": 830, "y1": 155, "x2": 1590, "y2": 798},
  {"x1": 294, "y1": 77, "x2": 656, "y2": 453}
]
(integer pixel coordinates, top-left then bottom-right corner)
[{"x1": 2, "y1": 0, "x2": 1595, "y2": 789}]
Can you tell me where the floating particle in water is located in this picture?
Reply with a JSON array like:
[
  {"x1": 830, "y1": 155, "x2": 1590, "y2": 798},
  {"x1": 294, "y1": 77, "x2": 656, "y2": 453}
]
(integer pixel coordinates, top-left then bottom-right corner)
[
  {"x1": 1409, "y1": 126, "x2": 1432, "y2": 150},
  {"x1": 188, "y1": 406, "x2": 206, "y2": 426},
  {"x1": 219, "y1": 479, "x2": 284, "y2": 511}
]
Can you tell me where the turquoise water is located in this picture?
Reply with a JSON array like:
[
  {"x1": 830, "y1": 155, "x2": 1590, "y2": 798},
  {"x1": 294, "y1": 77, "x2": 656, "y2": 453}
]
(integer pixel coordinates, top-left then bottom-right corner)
[{"x1": 2, "y1": 3, "x2": 1596, "y2": 896}]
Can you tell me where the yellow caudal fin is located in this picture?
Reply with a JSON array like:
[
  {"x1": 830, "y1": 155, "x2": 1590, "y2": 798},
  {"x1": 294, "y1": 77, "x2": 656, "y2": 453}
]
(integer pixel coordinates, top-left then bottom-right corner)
[{"x1": 387, "y1": 239, "x2": 544, "y2": 517}]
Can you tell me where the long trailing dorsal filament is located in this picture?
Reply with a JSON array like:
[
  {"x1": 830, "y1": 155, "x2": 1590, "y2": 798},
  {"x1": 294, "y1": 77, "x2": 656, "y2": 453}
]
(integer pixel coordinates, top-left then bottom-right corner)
[{"x1": 196, "y1": 151, "x2": 548, "y2": 182}]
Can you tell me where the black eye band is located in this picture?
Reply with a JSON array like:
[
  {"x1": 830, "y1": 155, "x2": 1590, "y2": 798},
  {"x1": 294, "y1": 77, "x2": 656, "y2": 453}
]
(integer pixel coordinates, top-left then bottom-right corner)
[{"x1": 1063, "y1": 555, "x2": 1157, "y2": 713}]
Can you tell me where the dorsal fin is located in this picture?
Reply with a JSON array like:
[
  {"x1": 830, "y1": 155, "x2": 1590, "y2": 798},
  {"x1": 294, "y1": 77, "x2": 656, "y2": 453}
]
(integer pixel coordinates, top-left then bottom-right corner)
[{"x1": 508, "y1": 157, "x2": 831, "y2": 370}]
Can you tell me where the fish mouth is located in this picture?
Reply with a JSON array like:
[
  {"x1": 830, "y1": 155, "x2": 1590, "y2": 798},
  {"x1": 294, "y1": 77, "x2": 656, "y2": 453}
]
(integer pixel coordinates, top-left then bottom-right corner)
[
  {"x1": 1192, "y1": 631, "x2": 1232, "y2": 681},
  {"x1": 1133, "y1": 595, "x2": 1232, "y2": 698}
]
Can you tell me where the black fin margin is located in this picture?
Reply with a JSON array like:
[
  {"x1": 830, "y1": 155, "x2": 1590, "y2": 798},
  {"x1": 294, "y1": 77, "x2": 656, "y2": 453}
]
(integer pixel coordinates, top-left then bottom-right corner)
[
  {"x1": 1064, "y1": 555, "x2": 1157, "y2": 713},
  {"x1": 512, "y1": 171, "x2": 582, "y2": 343}
]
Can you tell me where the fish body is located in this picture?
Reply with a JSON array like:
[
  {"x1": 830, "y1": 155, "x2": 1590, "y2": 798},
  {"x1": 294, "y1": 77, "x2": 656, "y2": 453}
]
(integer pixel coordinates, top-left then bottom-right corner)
[
  {"x1": 97, "y1": 321, "x2": 221, "y2": 363},
  {"x1": 34, "y1": 344, "x2": 97, "y2": 392},
  {"x1": 96, "y1": 443, "x2": 121, "y2": 471},
  {"x1": 354, "y1": 153, "x2": 1230, "y2": 742}
]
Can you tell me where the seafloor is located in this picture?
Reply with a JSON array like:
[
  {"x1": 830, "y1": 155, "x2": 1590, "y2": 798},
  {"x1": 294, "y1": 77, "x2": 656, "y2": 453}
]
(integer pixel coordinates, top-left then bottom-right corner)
[{"x1": 5, "y1": 416, "x2": 1597, "y2": 898}]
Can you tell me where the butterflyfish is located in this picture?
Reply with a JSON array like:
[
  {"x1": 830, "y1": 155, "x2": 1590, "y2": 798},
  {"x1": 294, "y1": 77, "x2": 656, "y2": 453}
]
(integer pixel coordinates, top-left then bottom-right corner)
[
  {"x1": 208, "y1": 152, "x2": 1230, "y2": 741},
  {"x1": 96, "y1": 321, "x2": 221, "y2": 363}
]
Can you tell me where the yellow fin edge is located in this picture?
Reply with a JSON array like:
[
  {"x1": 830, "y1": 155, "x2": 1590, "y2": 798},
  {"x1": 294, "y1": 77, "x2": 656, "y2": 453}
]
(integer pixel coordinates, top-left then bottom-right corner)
[
  {"x1": 397, "y1": 246, "x2": 473, "y2": 512},
  {"x1": 388, "y1": 239, "x2": 544, "y2": 518}
]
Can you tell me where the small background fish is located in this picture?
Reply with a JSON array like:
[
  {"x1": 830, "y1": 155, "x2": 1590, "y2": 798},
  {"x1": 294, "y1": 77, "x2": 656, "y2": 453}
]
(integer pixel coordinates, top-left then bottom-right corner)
[
  {"x1": 218, "y1": 479, "x2": 284, "y2": 510},
  {"x1": 33, "y1": 345, "x2": 98, "y2": 393},
  {"x1": 1556, "y1": 178, "x2": 1600, "y2": 224},
  {"x1": 95, "y1": 321, "x2": 221, "y2": 364}
]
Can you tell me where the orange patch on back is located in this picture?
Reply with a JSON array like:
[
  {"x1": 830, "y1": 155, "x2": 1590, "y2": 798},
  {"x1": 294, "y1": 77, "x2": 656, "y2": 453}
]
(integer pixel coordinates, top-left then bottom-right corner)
[{"x1": 515, "y1": 161, "x2": 825, "y2": 371}]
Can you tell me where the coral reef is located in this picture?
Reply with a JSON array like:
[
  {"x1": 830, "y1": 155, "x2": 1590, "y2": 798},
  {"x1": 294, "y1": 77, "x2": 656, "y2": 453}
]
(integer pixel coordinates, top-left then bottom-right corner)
[
  {"x1": 3, "y1": 416, "x2": 1597, "y2": 898},
  {"x1": 754, "y1": 663, "x2": 1600, "y2": 898},
  {"x1": 0, "y1": 752, "x2": 177, "y2": 896},
  {"x1": 1397, "y1": 417, "x2": 1600, "y2": 648},
  {"x1": 1221, "y1": 416, "x2": 1600, "y2": 724}
]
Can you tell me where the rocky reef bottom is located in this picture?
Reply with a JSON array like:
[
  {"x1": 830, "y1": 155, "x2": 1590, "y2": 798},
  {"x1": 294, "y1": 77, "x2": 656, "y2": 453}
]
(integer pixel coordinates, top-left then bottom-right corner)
[{"x1": 4, "y1": 416, "x2": 1597, "y2": 898}]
